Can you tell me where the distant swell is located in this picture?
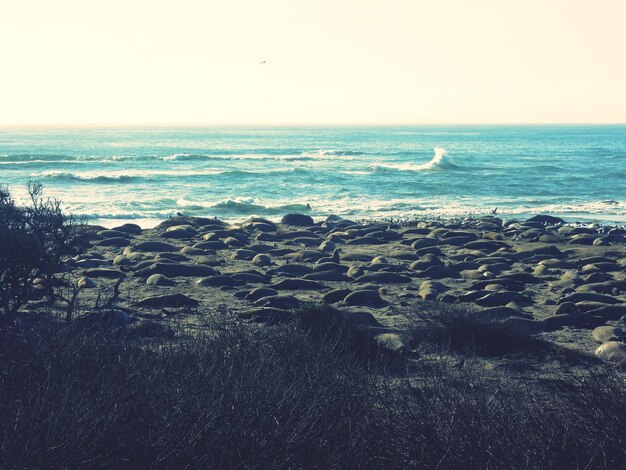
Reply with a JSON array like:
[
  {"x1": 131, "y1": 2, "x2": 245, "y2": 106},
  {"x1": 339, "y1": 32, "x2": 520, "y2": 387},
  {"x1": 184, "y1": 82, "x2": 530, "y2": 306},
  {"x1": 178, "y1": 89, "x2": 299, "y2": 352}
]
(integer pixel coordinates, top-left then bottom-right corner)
[
  {"x1": 221, "y1": 167, "x2": 309, "y2": 177},
  {"x1": 37, "y1": 172, "x2": 139, "y2": 183},
  {"x1": 163, "y1": 149, "x2": 365, "y2": 161},
  {"x1": 302, "y1": 150, "x2": 366, "y2": 157},
  {"x1": 0, "y1": 153, "x2": 77, "y2": 162},
  {"x1": 34, "y1": 167, "x2": 310, "y2": 183}
]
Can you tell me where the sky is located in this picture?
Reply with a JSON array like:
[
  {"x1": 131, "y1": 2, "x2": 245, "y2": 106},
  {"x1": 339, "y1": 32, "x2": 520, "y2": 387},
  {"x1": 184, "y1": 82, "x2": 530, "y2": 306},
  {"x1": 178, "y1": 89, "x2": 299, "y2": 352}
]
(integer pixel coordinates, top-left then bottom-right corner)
[{"x1": 0, "y1": 0, "x2": 625, "y2": 125}]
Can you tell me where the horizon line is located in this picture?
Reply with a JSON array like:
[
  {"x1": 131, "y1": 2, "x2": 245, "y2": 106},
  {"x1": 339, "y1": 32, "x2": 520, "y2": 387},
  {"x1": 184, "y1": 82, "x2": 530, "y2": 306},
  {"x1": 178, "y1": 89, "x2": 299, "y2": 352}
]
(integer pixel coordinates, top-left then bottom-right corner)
[{"x1": 1, "y1": 121, "x2": 626, "y2": 129}]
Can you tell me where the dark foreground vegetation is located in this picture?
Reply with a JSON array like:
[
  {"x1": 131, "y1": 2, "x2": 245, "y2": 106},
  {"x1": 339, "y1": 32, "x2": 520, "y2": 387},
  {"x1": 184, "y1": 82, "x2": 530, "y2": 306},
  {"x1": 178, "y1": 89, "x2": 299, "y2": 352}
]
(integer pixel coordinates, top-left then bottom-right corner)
[
  {"x1": 1, "y1": 311, "x2": 625, "y2": 470},
  {"x1": 0, "y1": 183, "x2": 80, "y2": 319}
]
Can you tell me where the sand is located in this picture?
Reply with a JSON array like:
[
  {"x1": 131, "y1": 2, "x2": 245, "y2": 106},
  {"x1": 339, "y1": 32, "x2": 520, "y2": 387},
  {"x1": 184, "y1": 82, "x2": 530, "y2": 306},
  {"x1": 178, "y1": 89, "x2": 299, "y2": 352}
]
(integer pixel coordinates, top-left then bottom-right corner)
[{"x1": 50, "y1": 213, "x2": 626, "y2": 369}]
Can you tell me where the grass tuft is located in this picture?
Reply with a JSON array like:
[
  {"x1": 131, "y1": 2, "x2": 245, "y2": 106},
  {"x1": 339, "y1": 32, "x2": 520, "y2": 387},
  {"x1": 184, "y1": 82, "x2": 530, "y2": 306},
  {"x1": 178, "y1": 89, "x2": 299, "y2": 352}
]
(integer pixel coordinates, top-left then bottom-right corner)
[{"x1": 407, "y1": 302, "x2": 552, "y2": 357}]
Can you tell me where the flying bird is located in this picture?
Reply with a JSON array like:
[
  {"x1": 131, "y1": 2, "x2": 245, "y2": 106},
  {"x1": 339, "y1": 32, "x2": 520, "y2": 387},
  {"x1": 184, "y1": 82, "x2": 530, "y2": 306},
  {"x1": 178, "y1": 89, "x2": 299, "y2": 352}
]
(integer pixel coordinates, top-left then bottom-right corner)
[
  {"x1": 491, "y1": 207, "x2": 498, "y2": 215},
  {"x1": 258, "y1": 60, "x2": 266, "y2": 65}
]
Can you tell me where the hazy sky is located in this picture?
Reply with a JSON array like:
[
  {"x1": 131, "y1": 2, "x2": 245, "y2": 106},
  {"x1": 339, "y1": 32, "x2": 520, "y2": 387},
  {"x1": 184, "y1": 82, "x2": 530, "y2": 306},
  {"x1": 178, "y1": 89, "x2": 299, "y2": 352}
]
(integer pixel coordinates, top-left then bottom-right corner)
[{"x1": 1, "y1": 0, "x2": 625, "y2": 125}]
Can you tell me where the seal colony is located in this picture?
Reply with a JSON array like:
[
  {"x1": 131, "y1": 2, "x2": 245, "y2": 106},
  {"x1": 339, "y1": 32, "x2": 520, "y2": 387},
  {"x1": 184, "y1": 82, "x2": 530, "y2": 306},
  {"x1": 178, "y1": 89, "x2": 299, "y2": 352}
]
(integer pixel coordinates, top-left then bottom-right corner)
[{"x1": 67, "y1": 212, "x2": 626, "y2": 365}]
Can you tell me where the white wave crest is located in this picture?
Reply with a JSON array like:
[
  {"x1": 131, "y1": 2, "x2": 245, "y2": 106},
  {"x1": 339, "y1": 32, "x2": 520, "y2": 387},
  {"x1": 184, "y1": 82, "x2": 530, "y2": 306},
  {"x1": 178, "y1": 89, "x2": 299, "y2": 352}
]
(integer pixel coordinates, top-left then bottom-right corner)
[
  {"x1": 176, "y1": 197, "x2": 312, "y2": 216},
  {"x1": 428, "y1": 147, "x2": 453, "y2": 169},
  {"x1": 371, "y1": 147, "x2": 457, "y2": 172}
]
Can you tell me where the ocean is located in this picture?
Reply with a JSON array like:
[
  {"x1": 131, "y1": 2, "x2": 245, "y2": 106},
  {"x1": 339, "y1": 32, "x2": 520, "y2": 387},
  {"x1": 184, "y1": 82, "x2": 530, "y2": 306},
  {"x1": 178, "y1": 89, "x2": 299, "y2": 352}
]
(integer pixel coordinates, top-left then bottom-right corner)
[{"x1": 1, "y1": 125, "x2": 625, "y2": 227}]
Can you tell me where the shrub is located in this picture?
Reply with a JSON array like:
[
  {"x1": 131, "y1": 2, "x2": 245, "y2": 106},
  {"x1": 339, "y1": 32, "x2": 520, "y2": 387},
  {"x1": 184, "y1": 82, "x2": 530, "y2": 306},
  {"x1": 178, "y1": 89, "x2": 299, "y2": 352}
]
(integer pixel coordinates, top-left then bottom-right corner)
[
  {"x1": 0, "y1": 186, "x2": 43, "y2": 317},
  {"x1": 0, "y1": 183, "x2": 80, "y2": 319},
  {"x1": 296, "y1": 302, "x2": 370, "y2": 348},
  {"x1": 407, "y1": 302, "x2": 548, "y2": 357},
  {"x1": 382, "y1": 361, "x2": 626, "y2": 469},
  {"x1": 295, "y1": 302, "x2": 397, "y2": 367}
]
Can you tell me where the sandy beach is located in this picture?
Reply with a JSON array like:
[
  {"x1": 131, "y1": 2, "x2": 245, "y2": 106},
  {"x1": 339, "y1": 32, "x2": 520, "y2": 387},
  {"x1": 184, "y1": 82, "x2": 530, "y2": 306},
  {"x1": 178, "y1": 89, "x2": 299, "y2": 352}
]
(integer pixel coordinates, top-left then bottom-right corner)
[
  {"x1": 6, "y1": 210, "x2": 626, "y2": 467},
  {"x1": 56, "y1": 212, "x2": 626, "y2": 367}
]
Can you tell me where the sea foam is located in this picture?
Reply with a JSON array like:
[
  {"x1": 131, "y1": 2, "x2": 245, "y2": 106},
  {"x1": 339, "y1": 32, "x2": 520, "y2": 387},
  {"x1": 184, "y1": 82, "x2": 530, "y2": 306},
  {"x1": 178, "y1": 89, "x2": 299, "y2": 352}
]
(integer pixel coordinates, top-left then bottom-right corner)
[{"x1": 372, "y1": 147, "x2": 457, "y2": 172}]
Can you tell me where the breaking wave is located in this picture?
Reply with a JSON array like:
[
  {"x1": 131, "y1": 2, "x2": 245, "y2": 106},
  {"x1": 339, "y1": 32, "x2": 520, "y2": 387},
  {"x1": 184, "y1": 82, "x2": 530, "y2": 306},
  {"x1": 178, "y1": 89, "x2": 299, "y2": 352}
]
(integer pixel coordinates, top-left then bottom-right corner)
[
  {"x1": 35, "y1": 172, "x2": 139, "y2": 183},
  {"x1": 372, "y1": 147, "x2": 458, "y2": 173},
  {"x1": 176, "y1": 197, "x2": 312, "y2": 216}
]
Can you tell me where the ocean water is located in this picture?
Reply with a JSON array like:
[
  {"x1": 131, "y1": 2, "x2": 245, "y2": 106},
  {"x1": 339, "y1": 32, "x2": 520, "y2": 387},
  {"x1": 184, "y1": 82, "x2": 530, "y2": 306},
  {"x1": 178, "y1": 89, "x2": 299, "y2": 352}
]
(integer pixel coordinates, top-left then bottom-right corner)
[{"x1": 1, "y1": 125, "x2": 625, "y2": 227}]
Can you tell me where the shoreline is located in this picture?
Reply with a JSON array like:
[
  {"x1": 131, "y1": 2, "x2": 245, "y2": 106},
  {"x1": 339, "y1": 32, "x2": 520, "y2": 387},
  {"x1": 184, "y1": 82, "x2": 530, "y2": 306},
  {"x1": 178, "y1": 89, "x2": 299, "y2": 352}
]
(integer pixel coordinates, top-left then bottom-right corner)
[{"x1": 86, "y1": 211, "x2": 626, "y2": 231}]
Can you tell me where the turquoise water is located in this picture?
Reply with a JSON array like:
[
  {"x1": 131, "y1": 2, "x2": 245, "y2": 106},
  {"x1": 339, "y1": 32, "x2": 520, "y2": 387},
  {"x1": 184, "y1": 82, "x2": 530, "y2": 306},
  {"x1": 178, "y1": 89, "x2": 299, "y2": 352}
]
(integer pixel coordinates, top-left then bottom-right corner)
[{"x1": 1, "y1": 125, "x2": 625, "y2": 227}]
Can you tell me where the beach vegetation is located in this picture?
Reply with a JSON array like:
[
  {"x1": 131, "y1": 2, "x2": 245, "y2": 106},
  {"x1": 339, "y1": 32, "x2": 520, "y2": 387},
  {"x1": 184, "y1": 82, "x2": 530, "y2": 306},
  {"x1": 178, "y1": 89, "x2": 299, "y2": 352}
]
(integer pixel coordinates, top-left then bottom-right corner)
[
  {"x1": 0, "y1": 182, "x2": 80, "y2": 320},
  {"x1": 0, "y1": 319, "x2": 624, "y2": 469},
  {"x1": 406, "y1": 303, "x2": 540, "y2": 354}
]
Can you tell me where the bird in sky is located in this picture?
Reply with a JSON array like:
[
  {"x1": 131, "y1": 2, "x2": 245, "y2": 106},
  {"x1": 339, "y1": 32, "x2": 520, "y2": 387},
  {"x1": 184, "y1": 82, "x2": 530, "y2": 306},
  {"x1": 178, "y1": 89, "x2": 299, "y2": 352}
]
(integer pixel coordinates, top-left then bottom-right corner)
[
  {"x1": 258, "y1": 60, "x2": 266, "y2": 65},
  {"x1": 491, "y1": 207, "x2": 498, "y2": 214}
]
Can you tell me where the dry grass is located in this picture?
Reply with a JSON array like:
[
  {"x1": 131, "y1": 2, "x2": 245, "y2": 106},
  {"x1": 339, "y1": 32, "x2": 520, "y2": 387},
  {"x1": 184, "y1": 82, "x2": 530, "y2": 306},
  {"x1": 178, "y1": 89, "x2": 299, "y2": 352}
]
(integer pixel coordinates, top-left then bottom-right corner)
[
  {"x1": 1, "y1": 304, "x2": 625, "y2": 469},
  {"x1": 406, "y1": 302, "x2": 582, "y2": 360}
]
